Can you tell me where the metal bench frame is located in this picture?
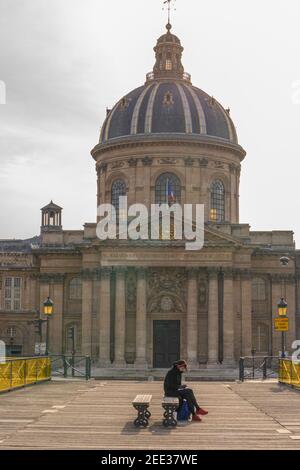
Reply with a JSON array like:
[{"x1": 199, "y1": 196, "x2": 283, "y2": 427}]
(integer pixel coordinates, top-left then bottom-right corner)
[
  {"x1": 132, "y1": 395, "x2": 152, "y2": 427},
  {"x1": 162, "y1": 397, "x2": 179, "y2": 427}
]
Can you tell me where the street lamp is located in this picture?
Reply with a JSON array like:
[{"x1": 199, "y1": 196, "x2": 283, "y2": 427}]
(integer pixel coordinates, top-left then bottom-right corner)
[
  {"x1": 43, "y1": 297, "x2": 54, "y2": 356},
  {"x1": 278, "y1": 298, "x2": 288, "y2": 358}
]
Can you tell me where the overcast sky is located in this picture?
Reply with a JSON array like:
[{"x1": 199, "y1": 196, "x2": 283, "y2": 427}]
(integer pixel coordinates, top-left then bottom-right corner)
[{"x1": 0, "y1": 0, "x2": 300, "y2": 245}]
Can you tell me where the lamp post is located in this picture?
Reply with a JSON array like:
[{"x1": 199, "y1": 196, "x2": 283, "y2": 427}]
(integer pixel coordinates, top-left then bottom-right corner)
[
  {"x1": 278, "y1": 297, "x2": 288, "y2": 358},
  {"x1": 43, "y1": 297, "x2": 54, "y2": 356}
]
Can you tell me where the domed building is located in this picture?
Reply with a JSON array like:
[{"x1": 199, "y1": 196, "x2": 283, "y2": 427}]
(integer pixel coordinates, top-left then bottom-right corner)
[{"x1": 0, "y1": 24, "x2": 299, "y2": 373}]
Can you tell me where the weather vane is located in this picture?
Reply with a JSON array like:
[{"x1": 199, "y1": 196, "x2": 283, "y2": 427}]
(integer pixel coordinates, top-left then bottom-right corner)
[{"x1": 163, "y1": 0, "x2": 176, "y2": 25}]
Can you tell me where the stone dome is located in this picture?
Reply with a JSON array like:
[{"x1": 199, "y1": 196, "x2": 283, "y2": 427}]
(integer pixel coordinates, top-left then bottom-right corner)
[{"x1": 99, "y1": 24, "x2": 238, "y2": 146}]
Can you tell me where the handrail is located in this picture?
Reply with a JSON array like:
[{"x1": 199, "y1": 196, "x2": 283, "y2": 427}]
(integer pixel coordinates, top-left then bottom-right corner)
[
  {"x1": 50, "y1": 355, "x2": 91, "y2": 380},
  {"x1": 239, "y1": 356, "x2": 280, "y2": 382},
  {"x1": 278, "y1": 358, "x2": 300, "y2": 389},
  {"x1": 0, "y1": 356, "x2": 51, "y2": 393}
]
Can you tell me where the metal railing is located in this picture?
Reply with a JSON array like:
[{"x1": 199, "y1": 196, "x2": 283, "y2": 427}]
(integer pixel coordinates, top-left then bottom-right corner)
[
  {"x1": 0, "y1": 357, "x2": 51, "y2": 393},
  {"x1": 51, "y1": 355, "x2": 91, "y2": 380},
  {"x1": 239, "y1": 356, "x2": 279, "y2": 382},
  {"x1": 278, "y1": 358, "x2": 300, "y2": 389}
]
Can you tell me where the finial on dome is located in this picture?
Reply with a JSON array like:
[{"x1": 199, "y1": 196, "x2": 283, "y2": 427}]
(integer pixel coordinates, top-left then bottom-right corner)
[
  {"x1": 166, "y1": 22, "x2": 172, "y2": 31},
  {"x1": 163, "y1": 0, "x2": 176, "y2": 25}
]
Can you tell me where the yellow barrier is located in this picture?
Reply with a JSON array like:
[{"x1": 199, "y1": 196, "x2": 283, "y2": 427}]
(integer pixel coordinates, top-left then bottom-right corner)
[
  {"x1": 0, "y1": 357, "x2": 51, "y2": 393},
  {"x1": 278, "y1": 359, "x2": 300, "y2": 389}
]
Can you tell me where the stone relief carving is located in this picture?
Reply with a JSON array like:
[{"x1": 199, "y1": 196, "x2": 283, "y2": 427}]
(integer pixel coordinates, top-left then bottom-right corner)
[
  {"x1": 128, "y1": 158, "x2": 138, "y2": 167},
  {"x1": 184, "y1": 156, "x2": 194, "y2": 167},
  {"x1": 199, "y1": 158, "x2": 208, "y2": 167},
  {"x1": 142, "y1": 156, "x2": 153, "y2": 166},
  {"x1": 160, "y1": 157, "x2": 176, "y2": 165},
  {"x1": 111, "y1": 161, "x2": 124, "y2": 169},
  {"x1": 148, "y1": 294, "x2": 184, "y2": 313},
  {"x1": 126, "y1": 269, "x2": 137, "y2": 313},
  {"x1": 147, "y1": 268, "x2": 187, "y2": 308}
]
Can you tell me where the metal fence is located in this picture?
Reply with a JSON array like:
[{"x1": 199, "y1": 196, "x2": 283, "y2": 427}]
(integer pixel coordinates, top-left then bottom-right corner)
[
  {"x1": 51, "y1": 355, "x2": 91, "y2": 380},
  {"x1": 239, "y1": 356, "x2": 279, "y2": 381},
  {"x1": 278, "y1": 359, "x2": 300, "y2": 389},
  {"x1": 0, "y1": 357, "x2": 51, "y2": 393}
]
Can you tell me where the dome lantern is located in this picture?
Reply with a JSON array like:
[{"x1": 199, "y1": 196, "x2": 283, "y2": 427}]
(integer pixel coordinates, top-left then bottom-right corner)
[{"x1": 147, "y1": 23, "x2": 191, "y2": 83}]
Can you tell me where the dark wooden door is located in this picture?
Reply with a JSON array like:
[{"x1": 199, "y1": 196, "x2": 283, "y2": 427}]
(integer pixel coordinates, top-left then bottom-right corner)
[{"x1": 153, "y1": 320, "x2": 180, "y2": 368}]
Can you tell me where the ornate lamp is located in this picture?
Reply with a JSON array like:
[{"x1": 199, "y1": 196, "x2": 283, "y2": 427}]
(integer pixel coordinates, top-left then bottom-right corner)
[
  {"x1": 278, "y1": 298, "x2": 288, "y2": 317},
  {"x1": 43, "y1": 297, "x2": 54, "y2": 316}
]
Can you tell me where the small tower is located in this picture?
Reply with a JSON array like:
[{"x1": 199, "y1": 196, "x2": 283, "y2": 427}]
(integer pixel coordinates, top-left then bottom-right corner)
[
  {"x1": 150, "y1": 23, "x2": 190, "y2": 82},
  {"x1": 40, "y1": 201, "x2": 63, "y2": 245},
  {"x1": 41, "y1": 201, "x2": 63, "y2": 231}
]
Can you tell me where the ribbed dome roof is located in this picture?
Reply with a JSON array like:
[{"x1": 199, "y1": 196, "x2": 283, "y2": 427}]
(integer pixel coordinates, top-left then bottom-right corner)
[
  {"x1": 99, "y1": 24, "x2": 238, "y2": 146},
  {"x1": 100, "y1": 81, "x2": 237, "y2": 144}
]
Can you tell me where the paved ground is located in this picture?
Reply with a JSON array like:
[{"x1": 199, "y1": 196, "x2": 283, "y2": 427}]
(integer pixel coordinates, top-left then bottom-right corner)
[{"x1": 0, "y1": 379, "x2": 300, "y2": 449}]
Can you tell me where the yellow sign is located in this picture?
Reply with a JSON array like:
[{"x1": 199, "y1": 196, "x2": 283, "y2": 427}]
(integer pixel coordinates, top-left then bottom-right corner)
[{"x1": 275, "y1": 317, "x2": 289, "y2": 332}]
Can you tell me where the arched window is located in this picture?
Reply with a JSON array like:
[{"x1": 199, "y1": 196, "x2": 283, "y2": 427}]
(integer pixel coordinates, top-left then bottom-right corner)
[
  {"x1": 252, "y1": 278, "x2": 266, "y2": 301},
  {"x1": 210, "y1": 180, "x2": 225, "y2": 223},
  {"x1": 69, "y1": 278, "x2": 82, "y2": 300},
  {"x1": 111, "y1": 179, "x2": 126, "y2": 212},
  {"x1": 155, "y1": 173, "x2": 181, "y2": 205}
]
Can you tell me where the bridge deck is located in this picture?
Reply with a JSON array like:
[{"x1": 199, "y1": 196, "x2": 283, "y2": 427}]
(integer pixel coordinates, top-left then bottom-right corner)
[{"x1": 0, "y1": 379, "x2": 300, "y2": 450}]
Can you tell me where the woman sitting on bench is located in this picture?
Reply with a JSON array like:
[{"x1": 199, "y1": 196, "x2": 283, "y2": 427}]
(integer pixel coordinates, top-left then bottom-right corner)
[{"x1": 163, "y1": 360, "x2": 208, "y2": 422}]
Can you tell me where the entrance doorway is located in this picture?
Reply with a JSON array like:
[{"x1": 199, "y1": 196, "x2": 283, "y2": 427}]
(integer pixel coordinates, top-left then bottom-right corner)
[{"x1": 153, "y1": 320, "x2": 180, "y2": 368}]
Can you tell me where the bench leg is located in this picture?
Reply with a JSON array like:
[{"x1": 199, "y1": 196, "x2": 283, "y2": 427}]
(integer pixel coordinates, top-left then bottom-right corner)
[
  {"x1": 162, "y1": 404, "x2": 178, "y2": 427},
  {"x1": 133, "y1": 404, "x2": 151, "y2": 427}
]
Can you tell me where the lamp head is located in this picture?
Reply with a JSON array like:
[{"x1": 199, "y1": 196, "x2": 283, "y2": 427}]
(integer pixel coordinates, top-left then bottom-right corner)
[{"x1": 43, "y1": 297, "x2": 54, "y2": 316}]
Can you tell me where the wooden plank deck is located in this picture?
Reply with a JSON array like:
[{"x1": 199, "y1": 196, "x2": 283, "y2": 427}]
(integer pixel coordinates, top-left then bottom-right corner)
[{"x1": 0, "y1": 379, "x2": 299, "y2": 449}]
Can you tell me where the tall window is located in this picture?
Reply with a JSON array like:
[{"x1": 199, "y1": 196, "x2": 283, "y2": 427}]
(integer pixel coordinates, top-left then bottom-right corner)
[
  {"x1": 111, "y1": 179, "x2": 126, "y2": 213},
  {"x1": 69, "y1": 278, "x2": 82, "y2": 300},
  {"x1": 255, "y1": 323, "x2": 269, "y2": 352},
  {"x1": 210, "y1": 180, "x2": 225, "y2": 223},
  {"x1": 252, "y1": 278, "x2": 266, "y2": 301},
  {"x1": 4, "y1": 278, "x2": 21, "y2": 311},
  {"x1": 155, "y1": 173, "x2": 181, "y2": 205}
]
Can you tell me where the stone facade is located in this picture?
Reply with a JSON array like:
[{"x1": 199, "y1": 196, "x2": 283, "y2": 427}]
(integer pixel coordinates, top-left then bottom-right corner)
[{"x1": 0, "y1": 24, "x2": 299, "y2": 368}]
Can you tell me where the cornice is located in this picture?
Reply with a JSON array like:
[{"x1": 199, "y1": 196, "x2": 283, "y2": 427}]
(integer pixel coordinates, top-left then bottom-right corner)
[{"x1": 91, "y1": 134, "x2": 246, "y2": 161}]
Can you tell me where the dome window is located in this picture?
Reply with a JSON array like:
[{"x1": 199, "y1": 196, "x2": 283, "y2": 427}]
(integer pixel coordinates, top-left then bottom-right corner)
[
  {"x1": 155, "y1": 173, "x2": 181, "y2": 205},
  {"x1": 210, "y1": 180, "x2": 225, "y2": 223},
  {"x1": 120, "y1": 97, "x2": 130, "y2": 110},
  {"x1": 163, "y1": 91, "x2": 174, "y2": 106},
  {"x1": 166, "y1": 59, "x2": 172, "y2": 71},
  {"x1": 111, "y1": 179, "x2": 127, "y2": 213}
]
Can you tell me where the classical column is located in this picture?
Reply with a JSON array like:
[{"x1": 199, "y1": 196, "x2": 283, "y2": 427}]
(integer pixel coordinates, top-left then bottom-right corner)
[
  {"x1": 223, "y1": 269, "x2": 235, "y2": 365},
  {"x1": 99, "y1": 267, "x2": 112, "y2": 367},
  {"x1": 81, "y1": 272, "x2": 93, "y2": 356},
  {"x1": 114, "y1": 267, "x2": 127, "y2": 368},
  {"x1": 207, "y1": 268, "x2": 219, "y2": 365},
  {"x1": 241, "y1": 270, "x2": 252, "y2": 356},
  {"x1": 187, "y1": 268, "x2": 199, "y2": 368},
  {"x1": 135, "y1": 268, "x2": 148, "y2": 368}
]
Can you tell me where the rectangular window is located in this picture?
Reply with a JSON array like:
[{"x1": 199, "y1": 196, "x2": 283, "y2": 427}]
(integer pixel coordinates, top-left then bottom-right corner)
[{"x1": 4, "y1": 277, "x2": 22, "y2": 311}]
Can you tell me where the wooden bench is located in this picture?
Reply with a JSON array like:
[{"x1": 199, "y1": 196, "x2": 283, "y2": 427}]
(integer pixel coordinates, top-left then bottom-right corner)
[
  {"x1": 132, "y1": 394, "x2": 152, "y2": 427},
  {"x1": 162, "y1": 397, "x2": 179, "y2": 427}
]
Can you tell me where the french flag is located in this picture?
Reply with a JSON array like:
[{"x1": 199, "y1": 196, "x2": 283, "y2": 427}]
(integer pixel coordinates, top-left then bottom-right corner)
[{"x1": 167, "y1": 178, "x2": 175, "y2": 205}]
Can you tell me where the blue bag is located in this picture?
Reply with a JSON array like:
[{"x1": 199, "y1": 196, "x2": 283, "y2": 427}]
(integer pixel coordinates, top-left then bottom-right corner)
[{"x1": 177, "y1": 399, "x2": 190, "y2": 421}]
